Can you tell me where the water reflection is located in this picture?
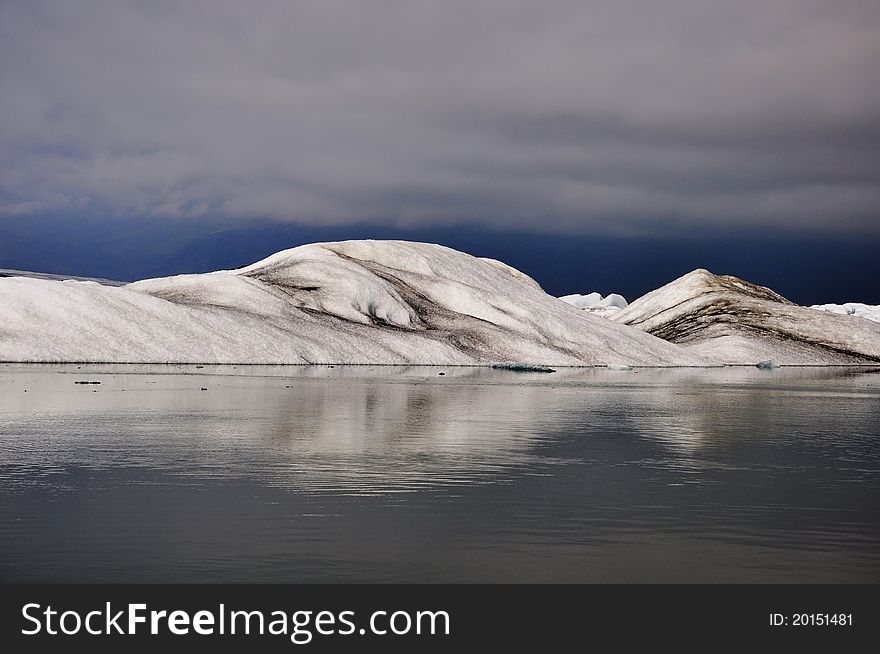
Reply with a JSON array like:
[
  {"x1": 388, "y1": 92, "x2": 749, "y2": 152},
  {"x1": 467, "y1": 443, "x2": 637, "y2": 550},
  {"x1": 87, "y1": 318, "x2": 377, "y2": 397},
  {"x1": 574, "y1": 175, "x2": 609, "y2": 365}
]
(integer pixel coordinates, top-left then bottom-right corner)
[
  {"x1": 2, "y1": 365, "x2": 879, "y2": 493},
  {"x1": 0, "y1": 364, "x2": 878, "y2": 582},
  {"x1": 1, "y1": 366, "x2": 568, "y2": 494}
]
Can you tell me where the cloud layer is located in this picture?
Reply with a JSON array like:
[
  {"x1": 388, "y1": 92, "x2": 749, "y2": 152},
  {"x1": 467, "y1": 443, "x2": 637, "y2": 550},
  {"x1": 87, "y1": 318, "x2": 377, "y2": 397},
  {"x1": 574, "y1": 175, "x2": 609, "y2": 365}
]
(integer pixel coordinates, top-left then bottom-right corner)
[{"x1": 2, "y1": 0, "x2": 879, "y2": 234}]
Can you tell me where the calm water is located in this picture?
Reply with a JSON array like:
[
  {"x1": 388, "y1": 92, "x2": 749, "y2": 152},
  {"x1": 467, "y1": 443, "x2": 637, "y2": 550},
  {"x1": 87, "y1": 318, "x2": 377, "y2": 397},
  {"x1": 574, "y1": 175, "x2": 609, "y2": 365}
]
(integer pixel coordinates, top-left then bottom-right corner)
[{"x1": 1, "y1": 364, "x2": 878, "y2": 583}]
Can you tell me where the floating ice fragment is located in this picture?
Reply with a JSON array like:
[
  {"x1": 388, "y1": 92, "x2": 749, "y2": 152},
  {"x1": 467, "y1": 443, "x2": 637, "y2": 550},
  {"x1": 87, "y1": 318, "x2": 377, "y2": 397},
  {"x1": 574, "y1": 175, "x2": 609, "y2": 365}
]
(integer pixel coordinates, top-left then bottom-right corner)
[{"x1": 491, "y1": 362, "x2": 556, "y2": 373}]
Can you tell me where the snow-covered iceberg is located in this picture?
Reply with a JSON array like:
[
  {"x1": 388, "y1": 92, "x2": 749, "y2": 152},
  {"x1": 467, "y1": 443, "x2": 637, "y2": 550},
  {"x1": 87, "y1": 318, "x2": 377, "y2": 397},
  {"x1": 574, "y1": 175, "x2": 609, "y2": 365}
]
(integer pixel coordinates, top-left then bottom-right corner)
[
  {"x1": 598, "y1": 293, "x2": 628, "y2": 309},
  {"x1": 559, "y1": 291, "x2": 628, "y2": 317},
  {"x1": 558, "y1": 292, "x2": 603, "y2": 309},
  {"x1": 810, "y1": 302, "x2": 880, "y2": 323},
  {"x1": 0, "y1": 241, "x2": 705, "y2": 366},
  {"x1": 612, "y1": 269, "x2": 880, "y2": 365},
  {"x1": 0, "y1": 268, "x2": 125, "y2": 287}
]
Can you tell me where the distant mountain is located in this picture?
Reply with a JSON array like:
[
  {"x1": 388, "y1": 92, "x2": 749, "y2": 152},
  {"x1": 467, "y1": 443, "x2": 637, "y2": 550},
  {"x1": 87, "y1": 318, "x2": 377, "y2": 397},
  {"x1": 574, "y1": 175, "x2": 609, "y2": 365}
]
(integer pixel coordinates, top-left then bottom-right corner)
[
  {"x1": 612, "y1": 269, "x2": 880, "y2": 364},
  {"x1": 0, "y1": 241, "x2": 704, "y2": 366}
]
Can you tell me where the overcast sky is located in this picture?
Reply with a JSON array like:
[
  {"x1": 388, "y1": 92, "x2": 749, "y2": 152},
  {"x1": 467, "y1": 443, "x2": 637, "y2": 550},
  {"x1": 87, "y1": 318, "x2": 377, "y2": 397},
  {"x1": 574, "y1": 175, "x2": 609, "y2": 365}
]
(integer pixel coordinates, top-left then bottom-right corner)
[{"x1": 2, "y1": 0, "x2": 879, "y2": 236}]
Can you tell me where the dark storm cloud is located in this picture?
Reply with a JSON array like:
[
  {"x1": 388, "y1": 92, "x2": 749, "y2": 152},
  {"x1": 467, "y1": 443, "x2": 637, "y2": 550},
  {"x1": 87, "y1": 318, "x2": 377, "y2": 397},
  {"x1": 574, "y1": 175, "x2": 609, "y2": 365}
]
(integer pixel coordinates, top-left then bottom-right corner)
[{"x1": 1, "y1": 0, "x2": 879, "y2": 234}]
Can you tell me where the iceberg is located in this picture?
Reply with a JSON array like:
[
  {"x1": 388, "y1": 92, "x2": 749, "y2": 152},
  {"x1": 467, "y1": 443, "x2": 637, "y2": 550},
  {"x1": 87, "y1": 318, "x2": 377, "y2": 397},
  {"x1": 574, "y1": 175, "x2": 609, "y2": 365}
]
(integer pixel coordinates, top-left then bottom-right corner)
[
  {"x1": 559, "y1": 291, "x2": 628, "y2": 317},
  {"x1": 0, "y1": 241, "x2": 706, "y2": 366},
  {"x1": 0, "y1": 268, "x2": 125, "y2": 287},
  {"x1": 4, "y1": 245, "x2": 875, "y2": 367},
  {"x1": 558, "y1": 292, "x2": 603, "y2": 309},
  {"x1": 810, "y1": 303, "x2": 880, "y2": 323},
  {"x1": 613, "y1": 269, "x2": 880, "y2": 365},
  {"x1": 598, "y1": 293, "x2": 628, "y2": 309}
]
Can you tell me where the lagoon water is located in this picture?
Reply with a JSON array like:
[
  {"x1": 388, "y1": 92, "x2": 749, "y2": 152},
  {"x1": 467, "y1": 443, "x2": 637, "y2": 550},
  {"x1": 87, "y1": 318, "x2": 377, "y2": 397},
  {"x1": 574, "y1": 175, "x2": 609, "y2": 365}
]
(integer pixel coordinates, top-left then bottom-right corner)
[{"x1": 1, "y1": 364, "x2": 878, "y2": 583}]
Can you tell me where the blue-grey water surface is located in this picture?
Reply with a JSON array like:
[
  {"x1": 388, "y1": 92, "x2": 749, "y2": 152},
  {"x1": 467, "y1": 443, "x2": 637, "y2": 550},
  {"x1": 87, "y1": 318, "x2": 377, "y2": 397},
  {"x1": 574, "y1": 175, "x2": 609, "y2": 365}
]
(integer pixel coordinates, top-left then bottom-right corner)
[{"x1": 1, "y1": 364, "x2": 878, "y2": 583}]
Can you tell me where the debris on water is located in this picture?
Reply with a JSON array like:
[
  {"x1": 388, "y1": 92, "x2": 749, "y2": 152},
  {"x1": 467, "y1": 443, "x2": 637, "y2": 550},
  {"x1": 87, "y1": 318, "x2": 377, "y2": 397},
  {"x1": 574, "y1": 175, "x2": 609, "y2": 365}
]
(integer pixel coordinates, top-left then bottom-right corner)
[
  {"x1": 438, "y1": 371, "x2": 446, "y2": 376},
  {"x1": 756, "y1": 359, "x2": 779, "y2": 370},
  {"x1": 195, "y1": 365, "x2": 204, "y2": 369},
  {"x1": 491, "y1": 362, "x2": 556, "y2": 373},
  {"x1": 74, "y1": 381, "x2": 101, "y2": 384},
  {"x1": 200, "y1": 387, "x2": 208, "y2": 391}
]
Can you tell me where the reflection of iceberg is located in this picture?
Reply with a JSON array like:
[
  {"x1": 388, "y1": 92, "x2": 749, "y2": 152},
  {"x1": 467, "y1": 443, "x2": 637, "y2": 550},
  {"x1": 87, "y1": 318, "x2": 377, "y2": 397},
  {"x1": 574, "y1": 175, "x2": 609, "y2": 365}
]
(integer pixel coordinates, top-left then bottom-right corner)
[
  {"x1": 598, "y1": 366, "x2": 880, "y2": 458},
  {"x1": 3, "y1": 365, "x2": 878, "y2": 495},
  {"x1": 0, "y1": 366, "x2": 560, "y2": 495}
]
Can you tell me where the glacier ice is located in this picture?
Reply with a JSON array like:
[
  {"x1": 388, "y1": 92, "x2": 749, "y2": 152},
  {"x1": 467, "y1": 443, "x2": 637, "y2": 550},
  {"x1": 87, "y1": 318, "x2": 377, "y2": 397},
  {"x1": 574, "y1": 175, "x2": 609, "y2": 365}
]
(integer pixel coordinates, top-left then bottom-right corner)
[
  {"x1": 3, "y1": 243, "x2": 876, "y2": 367},
  {"x1": 558, "y1": 291, "x2": 628, "y2": 317},
  {"x1": 810, "y1": 303, "x2": 880, "y2": 323},
  {"x1": 598, "y1": 293, "x2": 628, "y2": 309},
  {"x1": 558, "y1": 292, "x2": 604, "y2": 309},
  {"x1": 0, "y1": 241, "x2": 706, "y2": 366},
  {"x1": 613, "y1": 269, "x2": 880, "y2": 365}
]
